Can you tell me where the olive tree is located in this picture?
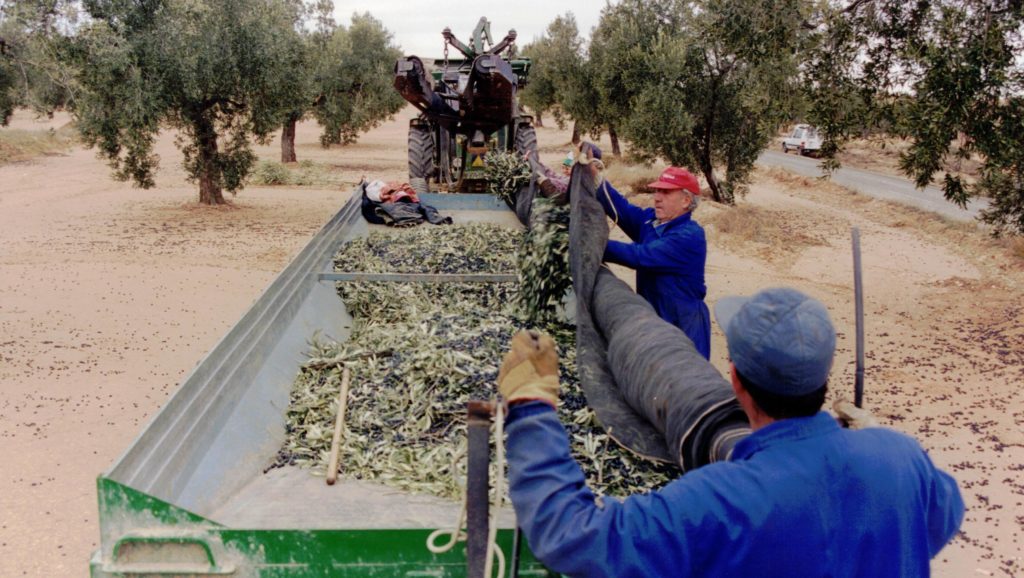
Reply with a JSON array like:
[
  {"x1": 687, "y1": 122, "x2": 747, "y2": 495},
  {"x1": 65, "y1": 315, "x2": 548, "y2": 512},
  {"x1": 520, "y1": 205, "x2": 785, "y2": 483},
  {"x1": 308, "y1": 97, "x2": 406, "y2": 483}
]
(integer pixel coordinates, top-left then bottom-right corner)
[
  {"x1": 74, "y1": 0, "x2": 303, "y2": 204},
  {"x1": 587, "y1": 0, "x2": 695, "y2": 158},
  {"x1": 520, "y1": 13, "x2": 587, "y2": 131},
  {"x1": 806, "y1": 0, "x2": 1024, "y2": 235},
  {"x1": 278, "y1": 4, "x2": 404, "y2": 163},
  {"x1": 519, "y1": 37, "x2": 557, "y2": 128},
  {"x1": 0, "y1": 32, "x2": 15, "y2": 123},
  {"x1": 0, "y1": 0, "x2": 77, "y2": 124},
  {"x1": 311, "y1": 13, "x2": 404, "y2": 148},
  {"x1": 596, "y1": 0, "x2": 804, "y2": 202}
]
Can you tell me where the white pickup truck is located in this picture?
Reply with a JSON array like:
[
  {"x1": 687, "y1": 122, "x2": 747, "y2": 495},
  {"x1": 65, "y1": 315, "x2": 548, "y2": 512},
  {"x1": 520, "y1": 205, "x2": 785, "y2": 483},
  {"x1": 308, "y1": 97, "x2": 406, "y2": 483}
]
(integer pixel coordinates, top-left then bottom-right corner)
[{"x1": 782, "y1": 124, "x2": 822, "y2": 156}]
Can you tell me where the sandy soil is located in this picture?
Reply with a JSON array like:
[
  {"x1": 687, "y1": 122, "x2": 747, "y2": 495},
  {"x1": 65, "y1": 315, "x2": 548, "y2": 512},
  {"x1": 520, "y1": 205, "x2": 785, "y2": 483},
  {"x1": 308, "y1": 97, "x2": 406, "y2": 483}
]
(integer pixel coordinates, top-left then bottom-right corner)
[{"x1": 2, "y1": 107, "x2": 1022, "y2": 577}]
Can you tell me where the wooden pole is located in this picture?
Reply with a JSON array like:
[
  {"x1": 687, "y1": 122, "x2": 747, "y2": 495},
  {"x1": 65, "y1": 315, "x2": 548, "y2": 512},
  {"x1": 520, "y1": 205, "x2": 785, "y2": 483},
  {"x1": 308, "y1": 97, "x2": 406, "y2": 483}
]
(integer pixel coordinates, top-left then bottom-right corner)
[{"x1": 326, "y1": 367, "x2": 352, "y2": 486}]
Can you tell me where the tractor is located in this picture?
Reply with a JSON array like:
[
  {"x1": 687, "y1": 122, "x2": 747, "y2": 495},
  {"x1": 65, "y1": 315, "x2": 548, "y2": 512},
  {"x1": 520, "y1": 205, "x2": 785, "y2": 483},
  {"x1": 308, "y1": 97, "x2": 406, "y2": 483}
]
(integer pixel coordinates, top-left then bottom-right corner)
[{"x1": 394, "y1": 17, "x2": 535, "y2": 194}]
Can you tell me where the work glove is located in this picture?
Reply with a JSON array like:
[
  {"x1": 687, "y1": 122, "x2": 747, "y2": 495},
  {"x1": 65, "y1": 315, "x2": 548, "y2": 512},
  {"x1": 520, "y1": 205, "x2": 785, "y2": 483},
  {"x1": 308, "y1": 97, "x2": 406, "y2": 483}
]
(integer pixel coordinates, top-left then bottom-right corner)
[
  {"x1": 498, "y1": 330, "x2": 560, "y2": 408},
  {"x1": 833, "y1": 399, "x2": 879, "y2": 429}
]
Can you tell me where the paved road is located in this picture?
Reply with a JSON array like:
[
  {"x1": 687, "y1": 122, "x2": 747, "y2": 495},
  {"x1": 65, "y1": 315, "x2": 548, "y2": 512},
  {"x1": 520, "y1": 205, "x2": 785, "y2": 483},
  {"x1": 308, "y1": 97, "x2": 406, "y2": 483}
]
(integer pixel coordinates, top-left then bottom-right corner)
[{"x1": 757, "y1": 150, "x2": 988, "y2": 223}]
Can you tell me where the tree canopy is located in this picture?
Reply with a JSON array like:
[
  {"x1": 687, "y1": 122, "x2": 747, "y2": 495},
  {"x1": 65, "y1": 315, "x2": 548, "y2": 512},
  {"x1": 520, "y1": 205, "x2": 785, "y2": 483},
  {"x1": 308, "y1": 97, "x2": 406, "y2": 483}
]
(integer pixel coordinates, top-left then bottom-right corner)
[
  {"x1": 520, "y1": 13, "x2": 585, "y2": 132},
  {"x1": 277, "y1": 4, "x2": 404, "y2": 163},
  {"x1": 311, "y1": 12, "x2": 405, "y2": 148},
  {"x1": 593, "y1": 0, "x2": 804, "y2": 202},
  {"x1": 73, "y1": 0, "x2": 302, "y2": 203},
  {"x1": 521, "y1": 0, "x2": 1022, "y2": 232},
  {"x1": 806, "y1": 0, "x2": 1024, "y2": 235},
  {"x1": 0, "y1": 0, "x2": 76, "y2": 125},
  {"x1": 70, "y1": 0, "x2": 401, "y2": 203}
]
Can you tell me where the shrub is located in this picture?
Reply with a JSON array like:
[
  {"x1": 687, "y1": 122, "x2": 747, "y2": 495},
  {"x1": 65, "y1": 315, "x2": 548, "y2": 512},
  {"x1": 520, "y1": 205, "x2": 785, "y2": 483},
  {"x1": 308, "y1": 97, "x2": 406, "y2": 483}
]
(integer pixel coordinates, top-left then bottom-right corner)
[{"x1": 250, "y1": 161, "x2": 293, "y2": 185}]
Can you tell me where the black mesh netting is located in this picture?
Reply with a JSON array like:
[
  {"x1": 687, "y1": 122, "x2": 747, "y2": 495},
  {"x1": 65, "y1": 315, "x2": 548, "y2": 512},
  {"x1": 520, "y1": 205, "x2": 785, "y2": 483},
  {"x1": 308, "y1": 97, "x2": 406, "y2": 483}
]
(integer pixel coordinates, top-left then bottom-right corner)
[{"x1": 563, "y1": 165, "x2": 749, "y2": 470}]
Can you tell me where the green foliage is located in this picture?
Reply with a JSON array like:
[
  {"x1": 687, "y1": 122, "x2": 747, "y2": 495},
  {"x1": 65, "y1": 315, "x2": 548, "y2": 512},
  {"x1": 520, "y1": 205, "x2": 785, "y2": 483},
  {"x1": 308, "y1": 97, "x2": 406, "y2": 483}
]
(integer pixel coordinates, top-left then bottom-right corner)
[
  {"x1": 251, "y1": 160, "x2": 292, "y2": 185},
  {"x1": 483, "y1": 150, "x2": 530, "y2": 203},
  {"x1": 72, "y1": 0, "x2": 303, "y2": 203},
  {"x1": 519, "y1": 43, "x2": 557, "y2": 123},
  {"x1": 598, "y1": 0, "x2": 804, "y2": 203},
  {"x1": 520, "y1": 14, "x2": 584, "y2": 129},
  {"x1": 249, "y1": 158, "x2": 339, "y2": 186},
  {"x1": 516, "y1": 198, "x2": 571, "y2": 325},
  {"x1": 589, "y1": 0, "x2": 688, "y2": 137},
  {"x1": 311, "y1": 12, "x2": 405, "y2": 147},
  {"x1": 806, "y1": 0, "x2": 1024, "y2": 235},
  {"x1": 0, "y1": 47, "x2": 15, "y2": 124},
  {"x1": 0, "y1": 0, "x2": 78, "y2": 124}
]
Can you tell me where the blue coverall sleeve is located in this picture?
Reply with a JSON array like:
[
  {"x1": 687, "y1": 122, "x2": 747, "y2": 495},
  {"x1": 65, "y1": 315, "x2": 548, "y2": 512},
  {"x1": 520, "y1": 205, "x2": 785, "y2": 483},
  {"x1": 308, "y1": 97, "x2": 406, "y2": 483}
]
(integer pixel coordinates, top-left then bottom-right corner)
[
  {"x1": 923, "y1": 453, "x2": 966, "y2": 556},
  {"x1": 596, "y1": 181, "x2": 652, "y2": 242},
  {"x1": 604, "y1": 226, "x2": 705, "y2": 272},
  {"x1": 506, "y1": 402, "x2": 697, "y2": 578}
]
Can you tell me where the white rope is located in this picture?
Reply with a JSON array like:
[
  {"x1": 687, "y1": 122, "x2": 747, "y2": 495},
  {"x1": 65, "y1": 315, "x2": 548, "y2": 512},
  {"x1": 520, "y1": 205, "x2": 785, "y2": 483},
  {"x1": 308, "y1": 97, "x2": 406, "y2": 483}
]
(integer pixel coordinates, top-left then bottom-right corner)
[
  {"x1": 426, "y1": 446, "x2": 468, "y2": 554},
  {"x1": 601, "y1": 179, "x2": 619, "y2": 227},
  {"x1": 425, "y1": 401, "x2": 508, "y2": 578}
]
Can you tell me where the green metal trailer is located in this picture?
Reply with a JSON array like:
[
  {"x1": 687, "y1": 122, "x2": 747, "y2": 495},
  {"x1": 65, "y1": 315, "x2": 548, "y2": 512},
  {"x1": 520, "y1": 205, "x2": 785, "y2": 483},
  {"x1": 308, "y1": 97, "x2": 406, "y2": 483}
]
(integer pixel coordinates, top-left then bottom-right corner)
[{"x1": 90, "y1": 193, "x2": 554, "y2": 577}]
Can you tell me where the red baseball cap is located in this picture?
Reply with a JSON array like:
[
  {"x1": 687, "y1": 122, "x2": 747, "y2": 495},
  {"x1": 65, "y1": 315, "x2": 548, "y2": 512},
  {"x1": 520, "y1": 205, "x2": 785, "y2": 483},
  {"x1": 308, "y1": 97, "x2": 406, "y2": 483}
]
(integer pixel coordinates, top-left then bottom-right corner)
[{"x1": 648, "y1": 167, "x2": 700, "y2": 195}]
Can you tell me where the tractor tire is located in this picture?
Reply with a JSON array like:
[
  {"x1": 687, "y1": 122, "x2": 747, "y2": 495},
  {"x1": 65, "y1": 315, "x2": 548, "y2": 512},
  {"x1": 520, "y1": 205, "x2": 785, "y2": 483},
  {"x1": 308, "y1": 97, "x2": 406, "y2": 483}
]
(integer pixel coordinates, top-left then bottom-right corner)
[
  {"x1": 408, "y1": 123, "x2": 434, "y2": 195},
  {"x1": 514, "y1": 123, "x2": 537, "y2": 156}
]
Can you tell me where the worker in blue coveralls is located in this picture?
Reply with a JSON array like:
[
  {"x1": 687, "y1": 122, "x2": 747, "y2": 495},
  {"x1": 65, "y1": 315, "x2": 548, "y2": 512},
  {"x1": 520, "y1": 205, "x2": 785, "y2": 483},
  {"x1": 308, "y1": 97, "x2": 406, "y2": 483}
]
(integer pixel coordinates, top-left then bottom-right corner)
[
  {"x1": 586, "y1": 144, "x2": 711, "y2": 359},
  {"x1": 497, "y1": 287, "x2": 964, "y2": 578}
]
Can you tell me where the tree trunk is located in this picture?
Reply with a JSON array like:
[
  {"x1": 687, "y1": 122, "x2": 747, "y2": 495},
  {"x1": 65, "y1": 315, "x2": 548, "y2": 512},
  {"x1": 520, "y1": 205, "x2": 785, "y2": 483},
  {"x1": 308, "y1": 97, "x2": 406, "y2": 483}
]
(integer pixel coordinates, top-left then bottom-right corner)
[
  {"x1": 571, "y1": 121, "x2": 580, "y2": 145},
  {"x1": 697, "y1": 146, "x2": 725, "y2": 204},
  {"x1": 196, "y1": 117, "x2": 226, "y2": 205},
  {"x1": 609, "y1": 125, "x2": 621, "y2": 157},
  {"x1": 281, "y1": 115, "x2": 298, "y2": 163},
  {"x1": 533, "y1": 108, "x2": 544, "y2": 128}
]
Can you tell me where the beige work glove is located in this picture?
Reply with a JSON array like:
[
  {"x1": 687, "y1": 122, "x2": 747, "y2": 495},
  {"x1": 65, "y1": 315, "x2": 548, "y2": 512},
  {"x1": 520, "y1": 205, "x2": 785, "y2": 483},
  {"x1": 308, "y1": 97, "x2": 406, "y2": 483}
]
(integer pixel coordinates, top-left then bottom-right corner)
[
  {"x1": 498, "y1": 330, "x2": 560, "y2": 408},
  {"x1": 833, "y1": 399, "x2": 880, "y2": 429}
]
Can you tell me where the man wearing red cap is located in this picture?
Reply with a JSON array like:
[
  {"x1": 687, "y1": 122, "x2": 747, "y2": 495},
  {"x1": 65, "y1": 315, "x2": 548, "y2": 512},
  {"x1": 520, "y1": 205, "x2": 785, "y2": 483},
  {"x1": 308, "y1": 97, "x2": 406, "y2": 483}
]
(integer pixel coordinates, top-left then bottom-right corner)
[{"x1": 597, "y1": 160, "x2": 712, "y2": 359}]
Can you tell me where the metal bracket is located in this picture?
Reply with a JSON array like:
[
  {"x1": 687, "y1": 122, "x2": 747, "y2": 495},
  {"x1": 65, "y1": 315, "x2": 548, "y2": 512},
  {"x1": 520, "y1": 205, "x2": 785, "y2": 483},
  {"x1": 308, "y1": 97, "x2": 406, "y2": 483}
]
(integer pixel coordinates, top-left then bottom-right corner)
[
  {"x1": 322, "y1": 273, "x2": 517, "y2": 283},
  {"x1": 466, "y1": 401, "x2": 494, "y2": 578}
]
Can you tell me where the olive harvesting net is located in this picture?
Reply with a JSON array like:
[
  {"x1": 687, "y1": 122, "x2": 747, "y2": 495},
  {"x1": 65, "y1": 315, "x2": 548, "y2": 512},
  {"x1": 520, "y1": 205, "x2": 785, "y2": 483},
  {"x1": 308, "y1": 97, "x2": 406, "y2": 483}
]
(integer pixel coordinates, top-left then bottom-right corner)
[{"x1": 567, "y1": 166, "x2": 748, "y2": 470}]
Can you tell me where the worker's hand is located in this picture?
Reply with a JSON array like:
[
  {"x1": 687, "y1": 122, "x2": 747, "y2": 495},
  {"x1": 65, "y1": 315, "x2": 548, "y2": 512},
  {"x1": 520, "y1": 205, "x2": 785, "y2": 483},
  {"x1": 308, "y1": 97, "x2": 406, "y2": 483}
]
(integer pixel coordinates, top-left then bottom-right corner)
[
  {"x1": 833, "y1": 399, "x2": 879, "y2": 429},
  {"x1": 537, "y1": 175, "x2": 560, "y2": 197},
  {"x1": 498, "y1": 330, "x2": 560, "y2": 407}
]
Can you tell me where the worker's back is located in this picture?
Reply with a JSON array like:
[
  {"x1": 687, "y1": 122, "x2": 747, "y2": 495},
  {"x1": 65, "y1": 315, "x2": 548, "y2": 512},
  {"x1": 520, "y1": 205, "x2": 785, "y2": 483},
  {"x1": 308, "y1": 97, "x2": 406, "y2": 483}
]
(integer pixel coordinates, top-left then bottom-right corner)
[
  {"x1": 508, "y1": 408, "x2": 964, "y2": 578},
  {"x1": 667, "y1": 411, "x2": 964, "y2": 577}
]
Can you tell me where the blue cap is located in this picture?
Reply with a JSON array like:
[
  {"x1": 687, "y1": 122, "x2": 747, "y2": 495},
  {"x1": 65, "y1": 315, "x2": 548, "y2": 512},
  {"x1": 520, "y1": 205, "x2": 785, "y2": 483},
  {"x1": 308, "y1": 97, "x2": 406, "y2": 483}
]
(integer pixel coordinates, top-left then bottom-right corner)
[{"x1": 714, "y1": 287, "x2": 836, "y2": 396}]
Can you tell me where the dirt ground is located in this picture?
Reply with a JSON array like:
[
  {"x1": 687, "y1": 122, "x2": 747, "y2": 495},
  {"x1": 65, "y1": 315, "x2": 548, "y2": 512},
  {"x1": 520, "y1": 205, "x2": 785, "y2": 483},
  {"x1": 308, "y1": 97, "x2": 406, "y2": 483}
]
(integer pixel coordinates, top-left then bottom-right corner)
[{"x1": 1, "y1": 106, "x2": 1021, "y2": 577}]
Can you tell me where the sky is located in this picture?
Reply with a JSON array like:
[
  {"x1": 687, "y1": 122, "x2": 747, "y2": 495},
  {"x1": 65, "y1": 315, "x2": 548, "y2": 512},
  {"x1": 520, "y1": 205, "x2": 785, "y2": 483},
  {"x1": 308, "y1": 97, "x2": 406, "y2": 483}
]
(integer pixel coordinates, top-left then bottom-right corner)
[{"x1": 333, "y1": 1, "x2": 604, "y2": 59}]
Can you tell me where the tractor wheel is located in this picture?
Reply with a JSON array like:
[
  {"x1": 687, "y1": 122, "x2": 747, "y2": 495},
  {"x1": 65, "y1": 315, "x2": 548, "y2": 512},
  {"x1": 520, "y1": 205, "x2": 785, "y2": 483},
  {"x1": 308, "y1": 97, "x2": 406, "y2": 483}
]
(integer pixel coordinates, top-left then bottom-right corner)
[
  {"x1": 408, "y1": 123, "x2": 435, "y2": 194},
  {"x1": 514, "y1": 123, "x2": 537, "y2": 156}
]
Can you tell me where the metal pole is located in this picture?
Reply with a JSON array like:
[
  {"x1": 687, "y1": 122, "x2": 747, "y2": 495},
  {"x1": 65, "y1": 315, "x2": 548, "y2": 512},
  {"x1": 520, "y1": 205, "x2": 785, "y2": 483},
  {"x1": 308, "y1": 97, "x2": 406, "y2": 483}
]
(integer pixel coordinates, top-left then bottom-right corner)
[
  {"x1": 852, "y1": 228, "x2": 865, "y2": 408},
  {"x1": 511, "y1": 526, "x2": 523, "y2": 577},
  {"x1": 466, "y1": 401, "x2": 493, "y2": 578}
]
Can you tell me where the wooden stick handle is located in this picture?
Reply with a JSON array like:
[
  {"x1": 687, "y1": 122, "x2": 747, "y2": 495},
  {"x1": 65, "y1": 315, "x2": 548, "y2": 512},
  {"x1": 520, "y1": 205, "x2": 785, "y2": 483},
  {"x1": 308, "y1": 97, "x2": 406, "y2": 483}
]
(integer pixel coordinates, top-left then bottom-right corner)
[{"x1": 326, "y1": 367, "x2": 351, "y2": 486}]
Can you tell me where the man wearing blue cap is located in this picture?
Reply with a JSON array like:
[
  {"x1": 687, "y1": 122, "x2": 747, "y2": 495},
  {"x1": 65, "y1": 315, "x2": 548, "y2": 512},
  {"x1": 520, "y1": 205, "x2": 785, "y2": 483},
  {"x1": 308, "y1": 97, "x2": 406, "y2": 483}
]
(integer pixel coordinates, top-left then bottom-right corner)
[
  {"x1": 580, "y1": 141, "x2": 712, "y2": 359},
  {"x1": 498, "y1": 287, "x2": 964, "y2": 577}
]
